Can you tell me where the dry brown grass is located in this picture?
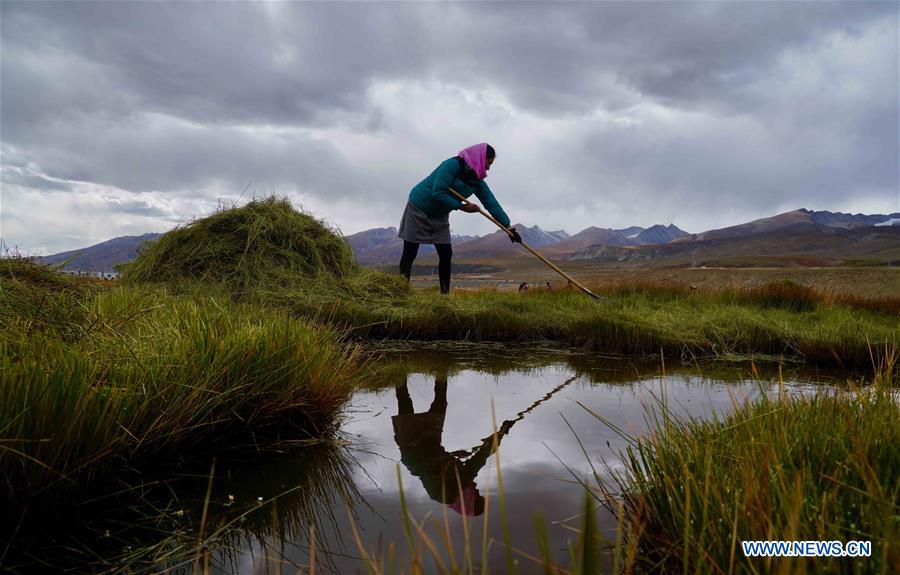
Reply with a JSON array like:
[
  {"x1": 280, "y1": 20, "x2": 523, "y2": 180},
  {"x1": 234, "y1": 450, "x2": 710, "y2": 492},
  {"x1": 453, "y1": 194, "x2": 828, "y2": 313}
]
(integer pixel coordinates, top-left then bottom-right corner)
[{"x1": 416, "y1": 259, "x2": 900, "y2": 299}]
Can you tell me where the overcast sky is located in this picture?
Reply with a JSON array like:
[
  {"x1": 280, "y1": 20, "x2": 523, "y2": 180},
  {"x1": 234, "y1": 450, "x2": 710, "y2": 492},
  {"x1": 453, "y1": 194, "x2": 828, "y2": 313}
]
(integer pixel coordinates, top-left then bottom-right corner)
[{"x1": 2, "y1": 1, "x2": 898, "y2": 255}]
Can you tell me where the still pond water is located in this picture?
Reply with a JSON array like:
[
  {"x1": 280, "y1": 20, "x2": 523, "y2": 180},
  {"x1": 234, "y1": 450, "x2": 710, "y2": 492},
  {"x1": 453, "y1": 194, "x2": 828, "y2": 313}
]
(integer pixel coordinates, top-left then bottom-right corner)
[{"x1": 66, "y1": 346, "x2": 842, "y2": 573}]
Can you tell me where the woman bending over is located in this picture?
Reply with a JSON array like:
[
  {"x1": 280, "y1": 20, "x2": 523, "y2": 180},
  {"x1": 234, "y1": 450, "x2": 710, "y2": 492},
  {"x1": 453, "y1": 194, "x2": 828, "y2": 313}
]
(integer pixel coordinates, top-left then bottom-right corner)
[{"x1": 398, "y1": 143, "x2": 521, "y2": 293}]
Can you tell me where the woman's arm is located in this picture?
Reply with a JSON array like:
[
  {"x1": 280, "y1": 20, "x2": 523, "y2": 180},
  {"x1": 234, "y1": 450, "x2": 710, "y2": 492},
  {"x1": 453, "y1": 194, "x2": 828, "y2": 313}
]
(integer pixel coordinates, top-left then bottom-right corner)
[{"x1": 473, "y1": 180, "x2": 511, "y2": 228}]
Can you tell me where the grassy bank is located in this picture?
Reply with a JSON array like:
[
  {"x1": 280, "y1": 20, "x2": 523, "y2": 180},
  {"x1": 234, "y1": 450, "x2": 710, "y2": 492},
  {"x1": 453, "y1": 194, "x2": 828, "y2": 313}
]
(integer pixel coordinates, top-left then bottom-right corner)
[
  {"x1": 269, "y1": 279, "x2": 898, "y2": 369},
  {"x1": 2, "y1": 199, "x2": 385, "y2": 540},
  {"x1": 0, "y1": 258, "x2": 367, "y2": 529},
  {"x1": 601, "y1": 361, "x2": 899, "y2": 574}
]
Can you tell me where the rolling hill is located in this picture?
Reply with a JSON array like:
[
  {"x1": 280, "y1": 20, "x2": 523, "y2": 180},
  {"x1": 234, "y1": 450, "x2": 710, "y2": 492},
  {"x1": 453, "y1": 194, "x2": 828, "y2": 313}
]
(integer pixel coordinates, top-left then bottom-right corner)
[
  {"x1": 569, "y1": 223, "x2": 900, "y2": 267},
  {"x1": 39, "y1": 233, "x2": 162, "y2": 272},
  {"x1": 678, "y1": 209, "x2": 899, "y2": 243}
]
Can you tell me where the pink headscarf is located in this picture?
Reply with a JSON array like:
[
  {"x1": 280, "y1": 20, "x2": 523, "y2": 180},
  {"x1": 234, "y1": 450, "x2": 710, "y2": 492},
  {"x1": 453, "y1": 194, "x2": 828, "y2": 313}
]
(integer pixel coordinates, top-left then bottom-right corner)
[
  {"x1": 457, "y1": 143, "x2": 489, "y2": 180},
  {"x1": 449, "y1": 483, "x2": 481, "y2": 516}
]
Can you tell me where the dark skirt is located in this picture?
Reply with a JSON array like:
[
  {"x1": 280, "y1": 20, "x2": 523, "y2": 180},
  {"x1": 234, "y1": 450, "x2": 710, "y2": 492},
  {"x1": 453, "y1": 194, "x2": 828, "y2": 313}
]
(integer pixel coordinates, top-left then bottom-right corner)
[{"x1": 398, "y1": 200, "x2": 451, "y2": 244}]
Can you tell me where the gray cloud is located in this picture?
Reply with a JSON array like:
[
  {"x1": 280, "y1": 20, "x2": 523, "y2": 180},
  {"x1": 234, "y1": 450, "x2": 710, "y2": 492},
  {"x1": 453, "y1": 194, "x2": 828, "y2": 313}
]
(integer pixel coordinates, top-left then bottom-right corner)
[
  {"x1": 7, "y1": 2, "x2": 891, "y2": 124},
  {"x1": 1, "y1": 2, "x2": 423, "y2": 130},
  {"x1": 1, "y1": 164, "x2": 75, "y2": 193},
  {"x1": 1, "y1": 1, "x2": 897, "y2": 253}
]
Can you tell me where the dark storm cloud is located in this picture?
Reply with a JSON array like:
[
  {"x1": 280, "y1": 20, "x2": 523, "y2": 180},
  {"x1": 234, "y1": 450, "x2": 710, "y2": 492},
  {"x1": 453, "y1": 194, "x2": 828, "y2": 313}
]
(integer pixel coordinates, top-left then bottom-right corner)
[
  {"x1": 7, "y1": 1, "x2": 891, "y2": 126},
  {"x1": 1, "y1": 1, "x2": 424, "y2": 197},
  {"x1": 405, "y1": 1, "x2": 895, "y2": 115},
  {"x1": 1, "y1": 1, "x2": 427, "y2": 130},
  {"x1": 564, "y1": 2, "x2": 892, "y2": 110},
  {"x1": 1, "y1": 1, "x2": 897, "y2": 253}
]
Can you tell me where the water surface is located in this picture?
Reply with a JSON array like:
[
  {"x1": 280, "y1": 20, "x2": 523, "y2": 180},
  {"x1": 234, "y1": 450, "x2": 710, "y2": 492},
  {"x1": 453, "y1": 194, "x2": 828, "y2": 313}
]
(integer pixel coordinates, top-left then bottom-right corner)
[{"x1": 211, "y1": 347, "x2": 836, "y2": 574}]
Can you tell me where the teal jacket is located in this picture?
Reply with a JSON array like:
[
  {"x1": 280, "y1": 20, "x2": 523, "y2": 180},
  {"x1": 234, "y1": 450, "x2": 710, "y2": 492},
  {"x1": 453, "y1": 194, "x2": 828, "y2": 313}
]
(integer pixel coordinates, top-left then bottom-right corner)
[{"x1": 408, "y1": 158, "x2": 511, "y2": 227}]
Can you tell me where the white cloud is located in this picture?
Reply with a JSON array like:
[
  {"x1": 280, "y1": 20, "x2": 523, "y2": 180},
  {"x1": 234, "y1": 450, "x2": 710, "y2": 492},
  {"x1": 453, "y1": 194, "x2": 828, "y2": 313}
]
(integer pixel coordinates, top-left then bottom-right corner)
[{"x1": 2, "y1": 180, "x2": 191, "y2": 255}]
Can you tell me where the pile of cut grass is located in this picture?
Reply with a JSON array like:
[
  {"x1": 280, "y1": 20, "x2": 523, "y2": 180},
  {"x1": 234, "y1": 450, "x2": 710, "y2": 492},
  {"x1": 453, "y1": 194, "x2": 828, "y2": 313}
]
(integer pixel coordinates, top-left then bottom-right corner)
[
  {"x1": 0, "y1": 260, "x2": 367, "y2": 527},
  {"x1": 604, "y1": 359, "x2": 899, "y2": 573},
  {"x1": 121, "y1": 197, "x2": 359, "y2": 293},
  {"x1": 0, "y1": 257, "x2": 96, "y2": 343}
]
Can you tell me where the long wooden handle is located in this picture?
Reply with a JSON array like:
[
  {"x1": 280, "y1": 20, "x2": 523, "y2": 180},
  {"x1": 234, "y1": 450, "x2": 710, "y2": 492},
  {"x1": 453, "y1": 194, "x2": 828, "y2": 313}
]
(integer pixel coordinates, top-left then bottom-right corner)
[
  {"x1": 464, "y1": 375, "x2": 578, "y2": 455},
  {"x1": 447, "y1": 187, "x2": 602, "y2": 300}
]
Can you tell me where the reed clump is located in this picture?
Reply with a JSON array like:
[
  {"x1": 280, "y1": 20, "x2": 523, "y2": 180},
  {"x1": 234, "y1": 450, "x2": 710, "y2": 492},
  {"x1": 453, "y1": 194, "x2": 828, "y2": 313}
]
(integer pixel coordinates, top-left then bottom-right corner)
[
  {"x1": 591, "y1": 279, "x2": 694, "y2": 300},
  {"x1": 717, "y1": 278, "x2": 900, "y2": 316},
  {"x1": 0, "y1": 261, "x2": 367, "y2": 528},
  {"x1": 737, "y1": 279, "x2": 820, "y2": 312},
  {"x1": 828, "y1": 291, "x2": 900, "y2": 316},
  {"x1": 604, "y1": 357, "x2": 900, "y2": 573}
]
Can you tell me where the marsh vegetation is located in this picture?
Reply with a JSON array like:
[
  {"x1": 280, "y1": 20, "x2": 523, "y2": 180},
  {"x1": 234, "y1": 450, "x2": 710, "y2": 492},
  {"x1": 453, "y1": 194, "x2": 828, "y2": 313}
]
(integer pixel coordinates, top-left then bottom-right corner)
[{"x1": 1, "y1": 198, "x2": 896, "y2": 572}]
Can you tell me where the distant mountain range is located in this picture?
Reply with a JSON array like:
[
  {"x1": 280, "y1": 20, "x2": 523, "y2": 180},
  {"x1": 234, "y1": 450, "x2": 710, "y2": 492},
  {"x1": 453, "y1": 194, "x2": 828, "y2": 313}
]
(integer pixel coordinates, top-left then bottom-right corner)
[
  {"x1": 40, "y1": 233, "x2": 163, "y2": 272},
  {"x1": 349, "y1": 223, "x2": 686, "y2": 263},
  {"x1": 36, "y1": 209, "x2": 899, "y2": 272},
  {"x1": 570, "y1": 209, "x2": 900, "y2": 266}
]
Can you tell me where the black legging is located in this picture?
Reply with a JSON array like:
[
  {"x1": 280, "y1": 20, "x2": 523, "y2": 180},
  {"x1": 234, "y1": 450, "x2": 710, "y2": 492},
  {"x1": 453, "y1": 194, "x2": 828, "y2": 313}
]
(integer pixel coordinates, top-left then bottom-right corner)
[{"x1": 399, "y1": 240, "x2": 453, "y2": 294}]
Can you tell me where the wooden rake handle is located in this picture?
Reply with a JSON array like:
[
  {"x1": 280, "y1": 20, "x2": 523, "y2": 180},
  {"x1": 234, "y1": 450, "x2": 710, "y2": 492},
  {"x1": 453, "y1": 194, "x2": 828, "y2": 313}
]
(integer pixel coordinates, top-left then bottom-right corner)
[{"x1": 447, "y1": 187, "x2": 602, "y2": 300}]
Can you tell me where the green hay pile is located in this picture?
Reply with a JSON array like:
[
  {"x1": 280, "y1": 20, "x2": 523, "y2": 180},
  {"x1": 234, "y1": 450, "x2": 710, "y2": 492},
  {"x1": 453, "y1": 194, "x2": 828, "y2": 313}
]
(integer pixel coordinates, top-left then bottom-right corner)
[
  {"x1": 121, "y1": 197, "x2": 358, "y2": 292},
  {"x1": 0, "y1": 258, "x2": 95, "y2": 344}
]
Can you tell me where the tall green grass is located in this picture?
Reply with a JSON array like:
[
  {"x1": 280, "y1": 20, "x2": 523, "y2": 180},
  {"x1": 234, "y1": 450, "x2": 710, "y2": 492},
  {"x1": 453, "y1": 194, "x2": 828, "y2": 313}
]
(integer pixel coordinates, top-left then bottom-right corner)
[
  {"x1": 0, "y1": 260, "x2": 368, "y2": 527},
  {"x1": 271, "y1": 281, "x2": 898, "y2": 369},
  {"x1": 2, "y1": 198, "x2": 392, "y2": 538},
  {"x1": 597, "y1": 354, "x2": 899, "y2": 574}
]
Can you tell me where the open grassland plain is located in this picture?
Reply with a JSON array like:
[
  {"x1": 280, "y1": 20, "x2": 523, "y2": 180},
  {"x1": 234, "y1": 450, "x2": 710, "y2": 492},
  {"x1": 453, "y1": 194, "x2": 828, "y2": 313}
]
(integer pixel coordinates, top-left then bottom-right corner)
[{"x1": 409, "y1": 258, "x2": 900, "y2": 299}]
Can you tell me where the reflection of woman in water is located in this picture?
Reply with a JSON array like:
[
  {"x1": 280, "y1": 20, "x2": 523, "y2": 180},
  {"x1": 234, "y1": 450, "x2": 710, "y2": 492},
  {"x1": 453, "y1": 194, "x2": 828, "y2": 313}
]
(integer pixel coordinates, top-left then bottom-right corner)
[{"x1": 392, "y1": 373, "x2": 513, "y2": 516}]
